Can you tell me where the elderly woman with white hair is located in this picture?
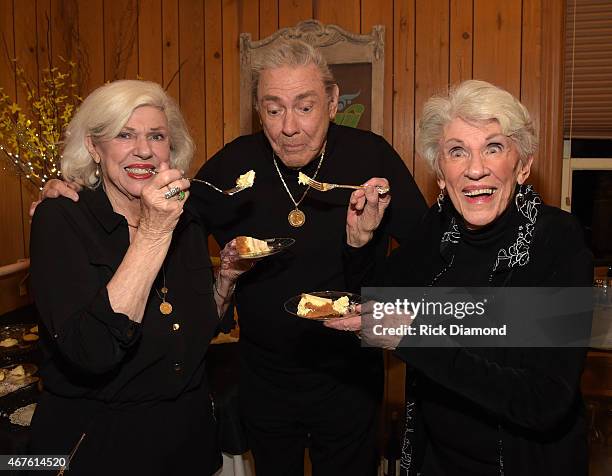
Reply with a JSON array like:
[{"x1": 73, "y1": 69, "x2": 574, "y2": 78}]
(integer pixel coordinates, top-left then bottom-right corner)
[
  {"x1": 330, "y1": 80, "x2": 592, "y2": 475},
  {"x1": 29, "y1": 80, "x2": 246, "y2": 475}
]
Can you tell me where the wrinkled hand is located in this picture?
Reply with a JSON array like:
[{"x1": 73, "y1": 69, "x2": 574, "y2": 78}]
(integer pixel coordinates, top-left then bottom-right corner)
[
  {"x1": 323, "y1": 310, "x2": 362, "y2": 332},
  {"x1": 138, "y1": 163, "x2": 190, "y2": 239},
  {"x1": 346, "y1": 177, "x2": 391, "y2": 248},
  {"x1": 30, "y1": 179, "x2": 82, "y2": 216},
  {"x1": 217, "y1": 239, "x2": 257, "y2": 285},
  {"x1": 325, "y1": 302, "x2": 413, "y2": 350}
]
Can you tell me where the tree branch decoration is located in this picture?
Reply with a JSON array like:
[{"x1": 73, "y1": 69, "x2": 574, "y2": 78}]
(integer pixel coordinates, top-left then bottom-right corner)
[{"x1": 0, "y1": 57, "x2": 81, "y2": 190}]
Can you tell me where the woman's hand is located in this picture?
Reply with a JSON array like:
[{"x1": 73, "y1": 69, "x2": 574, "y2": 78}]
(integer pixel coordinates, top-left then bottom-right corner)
[
  {"x1": 346, "y1": 177, "x2": 391, "y2": 248},
  {"x1": 137, "y1": 163, "x2": 190, "y2": 240},
  {"x1": 324, "y1": 302, "x2": 414, "y2": 350},
  {"x1": 324, "y1": 314, "x2": 362, "y2": 332},
  {"x1": 217, "y1": 239, "x2": 256, "y2": 285},
  {"x1": 213, "y1": 239, "x2": 257, "y2": 316}
]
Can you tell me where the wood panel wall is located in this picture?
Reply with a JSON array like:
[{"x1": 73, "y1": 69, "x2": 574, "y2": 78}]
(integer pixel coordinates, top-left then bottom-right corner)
[{"x1": 0, "y1": 0, "x2": 564, "y2": 405}]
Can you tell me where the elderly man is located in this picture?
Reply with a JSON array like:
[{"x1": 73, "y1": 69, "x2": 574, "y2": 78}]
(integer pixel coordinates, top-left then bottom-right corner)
[
  {"x1": 34, "y1": 39, "x2": 426, "y2": 475},
  {"x1": 193, "y1": 40, "x2": 426, "y2": 475}
]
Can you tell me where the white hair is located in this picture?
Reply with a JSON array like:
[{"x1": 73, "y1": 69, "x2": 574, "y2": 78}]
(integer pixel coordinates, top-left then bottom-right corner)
[
  {"x1": 62, "y1": 80, "x2": 194, "y2": 188},
  {"x1": 416, "y1": 80, "x2": 538, "y2": 177}
]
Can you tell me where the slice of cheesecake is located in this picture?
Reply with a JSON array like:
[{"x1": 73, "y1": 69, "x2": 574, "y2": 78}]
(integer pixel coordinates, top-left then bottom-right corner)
[
  {"x1": 236, "y1": 236, "x2": 270, "y2": 256},
  {"x1": 297, "y1": 293, "x2": 350, "y2": 318},
  {"x1": 235, "y1": 170, "x2": 255, "y2": 188}
]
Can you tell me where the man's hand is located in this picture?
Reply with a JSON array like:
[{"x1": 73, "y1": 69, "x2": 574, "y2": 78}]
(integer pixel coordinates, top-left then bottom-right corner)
[
  {"x1": 29, "y1": 179, "x2": 82, "y2": 216},
  {"x1": 346, "y1": 177, "x2": 391, "y2": 248}
]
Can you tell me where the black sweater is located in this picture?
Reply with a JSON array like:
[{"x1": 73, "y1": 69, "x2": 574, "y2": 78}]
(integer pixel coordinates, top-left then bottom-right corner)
[
  {"x1": 191, "y1": 123, "x2": 427, "y2": 395},
  {"x1": 345, "y1": 197, "x2": 593, "y2": 476}
]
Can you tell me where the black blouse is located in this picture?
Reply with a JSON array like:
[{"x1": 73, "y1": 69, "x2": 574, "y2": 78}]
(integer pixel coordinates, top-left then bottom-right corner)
[{"x1": 30, "y1": 186, "x2": 220, "y2": 403}]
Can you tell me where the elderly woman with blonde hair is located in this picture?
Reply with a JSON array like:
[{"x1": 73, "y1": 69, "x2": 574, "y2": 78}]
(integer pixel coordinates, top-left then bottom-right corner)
[
  {"x1": 29, "y1": 80, "x2": 246, "y2": 475},
  {"x1": 332, "y1": 80, "x2": 592, "y2": 475}
]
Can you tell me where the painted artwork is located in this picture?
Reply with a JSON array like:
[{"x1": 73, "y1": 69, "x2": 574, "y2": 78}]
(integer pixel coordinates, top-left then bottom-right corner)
[{"x1": 330, "y1": 62, "x2": 372, "y2": 131}]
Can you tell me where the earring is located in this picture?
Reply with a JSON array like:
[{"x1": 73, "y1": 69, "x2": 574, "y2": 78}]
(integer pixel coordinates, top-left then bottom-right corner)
[
  {"x1": 437, "y1": 188, "x2": 445, "y2": 213},
  {"x1": 94, "y1": 162, "x2": 101, "y2": 178},
  {"x1": 515, "y1": 184, "x2": 525, "y2": 210}
]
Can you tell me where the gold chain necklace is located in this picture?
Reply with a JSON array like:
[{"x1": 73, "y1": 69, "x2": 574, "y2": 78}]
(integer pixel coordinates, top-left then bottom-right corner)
[
  {"x1": 155, "y1": 266, "x2": 172, "y2": 315},
  {"x1": 273, "y1": 144, "x2": 325, "y2": 227}
]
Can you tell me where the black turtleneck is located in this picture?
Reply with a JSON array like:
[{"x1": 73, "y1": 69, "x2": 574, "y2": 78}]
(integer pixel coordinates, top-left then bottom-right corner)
[
  {"x1": 344, "y1": 192, "x2": 593, "y2": 476},
  {"x1": 437, "y1": 203, "x2": 516, "y2": 287}
]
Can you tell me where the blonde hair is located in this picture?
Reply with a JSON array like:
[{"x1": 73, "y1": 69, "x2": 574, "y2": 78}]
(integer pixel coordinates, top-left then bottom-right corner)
[
  {"x1": 251, "y1": 39, "x2": 337, "y2": 106},
  {"x1": 62, "y1": 80, "x2": 194, "y2": 188},
  {"x1": 416, "y1": 80, "x2": 538, "y2": 178}
]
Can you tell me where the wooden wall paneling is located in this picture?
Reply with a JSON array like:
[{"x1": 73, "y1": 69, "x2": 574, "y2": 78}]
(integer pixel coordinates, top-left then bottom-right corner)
[
  {"x1": 392, "y1": 0, "x2": 416, "y2": 173},
  {"x1": 36, "y1": 0, "x2": 51, "y2": 88},
  {"x1": 534, "y1": 0, "x2": 565, "y2": 206},
  {"x1": 0, "y1": 0, "x2": 29, "y2": 315},
  {"x1": 19, "y1": 0, "x2": 53, "y2": 251},
  {"x1": 450, "y1": 0, "x2": 474, "y2": 84},
  {"x1": 50, "y1": 0, "x2": 79, "y2": 63},
  {"x1": 222, "y1": 0, "x2": 260, "y2": 148},
  {"x1": 162, "y1": 0, "x2": 180, "y2": 101},
  {"x1": 204, "y1": 0, "x2": 223, "y2": 258},
  {"x1": 278, "y1": 0, "x2": 313, "y2": 28},
  {"x1": 104, "y1": 0, "x2": 139, "y2": 81},
  {"x1": 473, "y1": 0, "x2": 522, "y2": 97},
  {"x1": 222, "y1": 0, "x2": 240, "y2": 145},
  {"x1": 178, "y1": 0, "x2": 206, "y2": 175},
  {"x1": 204, "y1": 0, "x2": 224, "y2": 160},
  {"x1": 361, "y1": 0, "x2": 393, "y2": 143},
  {"x1": 15, "y1": 0, "x2": 43, "y2": 268},
  {"x1": 314, "y1": 0, "x2": 360, "y2": 33},
  {"x1": 260, "y1": 0, "x2": 279, "y2": 38},
  {"x1": 138, "y1": 0, "x2": 163, "y2": 85},
  {"x1": 76, "y1": 0, "x2": 105, "y2": 96},
  {"x1": 520, "y1": 0, "x2": 544, "y2": 193},
  {"x1": 384, "y1": 0, "x2": 415, "y2": 411},
  {"x1": 13, "y1": 0, "x2": 39, "y2": 128},
  {"x1": 414, "y1": 0, "x2": 450, "y2": 205},
  {"x1": 240, "y1": 0, "x2": 260, "y2": 46},
  {"x1": 9, "y1": 0, "x2": 38, "y2": 312}
]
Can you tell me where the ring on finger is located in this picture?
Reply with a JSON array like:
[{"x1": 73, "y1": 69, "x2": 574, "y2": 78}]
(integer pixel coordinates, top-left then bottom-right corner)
[
  {"x1": 164, "y1": 186, "x2": 181, "y2": 199},
  {"x1": 177, "y1": 190, "x2": 186, "y2": 201}
]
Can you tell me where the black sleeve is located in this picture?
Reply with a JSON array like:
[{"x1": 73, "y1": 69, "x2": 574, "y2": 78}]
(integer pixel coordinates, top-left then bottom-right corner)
[
  {"x1": 30, "y1": 200, "x2": 141, "y2": 375},
  {"x1": 394, "y1": 216, "x2": 593, "y2": 432},
  {"x1": 376, "y1": 136, "x2": 427, "y2": 245},
  {"x1": 342, "y1": 137, "x2": 427, "y2": 291},
  {"x1": 343, "y1": 207, "x2": 432, "y2": 291},
  {"x1": 191, "y1": 148, "x2": 229, "y2": 234}
]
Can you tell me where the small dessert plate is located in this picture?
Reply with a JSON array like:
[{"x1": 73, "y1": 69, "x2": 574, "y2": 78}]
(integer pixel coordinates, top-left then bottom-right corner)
[
  {"x1": 238, "y1": 238, "x2": 295, "y2": 259},
  {"x1": 284, "y1": 291, "x2": 361, "y2": 321}
]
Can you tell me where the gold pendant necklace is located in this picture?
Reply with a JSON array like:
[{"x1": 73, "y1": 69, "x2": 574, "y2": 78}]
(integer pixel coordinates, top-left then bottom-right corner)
[
  {"x1": 156, "y1": 266, "x2": 173, "y2": 315},
  {"x1": 288, "y1": 209, "x2": 306, "y2": 227},
  {"x1": 273, "y1": 144, "x2": 326, "y2": 227}
]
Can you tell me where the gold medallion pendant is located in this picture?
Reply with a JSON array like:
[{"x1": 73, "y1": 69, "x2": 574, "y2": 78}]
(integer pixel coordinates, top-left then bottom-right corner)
[
  {"x1": 288, "y1": 209, "x2": 306, "y2": 227},
  {"x1": 159, "y1": 301, "x2": 173, "y2": 315},
  {"x1": 159, "y1": 285, "x2": 172, "y2": 315}
]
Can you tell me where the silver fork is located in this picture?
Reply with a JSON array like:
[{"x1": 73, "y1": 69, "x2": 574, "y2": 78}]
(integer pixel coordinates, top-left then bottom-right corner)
[
  {"x1": 150, "y1": 170, "x2": 247, "y2": 195},
  {"x1": 298, "y1": 172, "x2": 390, "y2": 195}
]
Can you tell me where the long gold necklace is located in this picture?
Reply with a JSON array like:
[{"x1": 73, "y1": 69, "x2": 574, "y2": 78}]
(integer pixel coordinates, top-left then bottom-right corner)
[
  {"x1": 155, "y1": 266, "x2": 173, "y2": 315},
  {"x1": 273, "y1": 144, "x2": 325, "y2": 227}
]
